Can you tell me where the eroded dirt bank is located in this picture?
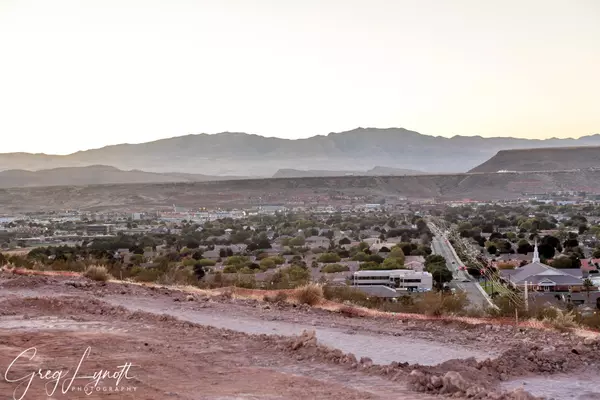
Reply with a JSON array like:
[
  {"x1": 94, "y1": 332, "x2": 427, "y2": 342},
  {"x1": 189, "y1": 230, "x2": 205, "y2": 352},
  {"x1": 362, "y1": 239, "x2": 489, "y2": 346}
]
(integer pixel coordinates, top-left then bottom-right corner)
[{"x1": 1, "y1": 272, "x2": 599, "y2": 399}]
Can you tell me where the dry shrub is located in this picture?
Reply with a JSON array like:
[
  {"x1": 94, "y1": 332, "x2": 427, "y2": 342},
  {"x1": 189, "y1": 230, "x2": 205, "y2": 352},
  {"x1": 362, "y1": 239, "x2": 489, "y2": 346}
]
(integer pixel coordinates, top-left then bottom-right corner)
[
  {"x1": 296, "y1": 283, "x2": 324, "y2": 306},
  {"x1": 323, "y1": 285, "x2": 370, "y2": 306},
  {"x1": 274, "y1": 291, "x2": 288, "y2": 303},
  {"x1": 415, "y1": 291, "x2": 469, "y2": 316},
  {"x1": 264, "y1": 291, "x2": 289, "y2": 303},
  {"x1": 580, "y1": 312, "x2": 600, "y2": 330},
  {"x1": 156, "y1": 267, "x2": 196, "y2": 286},
  {"x1": 339, "y1": 304, "x2": 365, "y2": 318},
  {"x1": 543, "y1": 308, "x2": 579, "y2": 332},
  {"x1": 83, "y1": 265, "x2": 111, "y2": 282},
  {"x1": 132, "y1": 267, "x2": 161, "y2": 283}
]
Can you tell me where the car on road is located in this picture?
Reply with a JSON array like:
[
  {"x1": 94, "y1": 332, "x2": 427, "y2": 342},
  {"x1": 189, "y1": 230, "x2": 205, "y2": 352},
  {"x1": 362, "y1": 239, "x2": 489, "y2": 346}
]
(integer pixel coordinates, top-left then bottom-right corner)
[{"x1": 462, "y1": 279, "x2": 470, "y2": 283}]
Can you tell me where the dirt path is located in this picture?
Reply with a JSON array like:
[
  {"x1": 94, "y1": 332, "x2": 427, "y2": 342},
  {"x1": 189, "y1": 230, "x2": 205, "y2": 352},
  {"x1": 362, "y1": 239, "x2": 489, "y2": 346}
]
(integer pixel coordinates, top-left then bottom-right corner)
[
  {"x1": 0, "y1": 298, "x2": 437, "y2": 399},
  {"x1": 99, "y1": 294, "x2": 495, "y2": 365}
]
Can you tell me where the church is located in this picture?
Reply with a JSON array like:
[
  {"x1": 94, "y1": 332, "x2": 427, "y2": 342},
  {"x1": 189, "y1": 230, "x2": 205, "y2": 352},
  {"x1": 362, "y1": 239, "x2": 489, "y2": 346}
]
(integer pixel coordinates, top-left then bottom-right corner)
[{"x1": 498, "y1": 242, "x2": 588, "y2": 293}]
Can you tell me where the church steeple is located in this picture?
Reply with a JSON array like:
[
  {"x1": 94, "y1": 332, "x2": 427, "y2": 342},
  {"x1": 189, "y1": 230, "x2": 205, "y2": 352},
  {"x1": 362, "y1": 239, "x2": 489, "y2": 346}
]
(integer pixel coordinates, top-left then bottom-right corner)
[{"x1": 532, "y1": 239, "x2": 540, "y2": 263}]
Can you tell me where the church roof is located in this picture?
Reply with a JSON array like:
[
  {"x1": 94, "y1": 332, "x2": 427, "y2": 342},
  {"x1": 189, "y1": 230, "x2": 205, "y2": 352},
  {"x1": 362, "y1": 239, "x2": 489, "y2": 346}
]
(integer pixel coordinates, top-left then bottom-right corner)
[{"x1": 503, "y1": 260, "x2": 584, "y2": 286}]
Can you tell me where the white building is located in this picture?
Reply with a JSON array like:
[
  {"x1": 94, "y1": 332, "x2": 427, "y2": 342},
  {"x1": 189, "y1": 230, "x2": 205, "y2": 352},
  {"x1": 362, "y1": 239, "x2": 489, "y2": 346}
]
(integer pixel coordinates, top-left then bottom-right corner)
[{"x1": 351, "y1": 269, "x2": 433, "y2": 297}]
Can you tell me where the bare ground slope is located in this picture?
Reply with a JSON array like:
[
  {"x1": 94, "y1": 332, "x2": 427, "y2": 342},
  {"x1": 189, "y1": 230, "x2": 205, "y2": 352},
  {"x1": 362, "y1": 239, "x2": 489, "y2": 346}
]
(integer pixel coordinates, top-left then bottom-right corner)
[{"x1": 1, "y1": 170, "x2": 599, "y2": 212}]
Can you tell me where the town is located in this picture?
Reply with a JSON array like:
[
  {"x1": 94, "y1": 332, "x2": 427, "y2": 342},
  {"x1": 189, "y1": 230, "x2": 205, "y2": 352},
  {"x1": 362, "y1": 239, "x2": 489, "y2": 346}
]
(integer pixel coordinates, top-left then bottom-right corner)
[{"x1": 2, "y1": 192, "x2": 599, "y2": 323}]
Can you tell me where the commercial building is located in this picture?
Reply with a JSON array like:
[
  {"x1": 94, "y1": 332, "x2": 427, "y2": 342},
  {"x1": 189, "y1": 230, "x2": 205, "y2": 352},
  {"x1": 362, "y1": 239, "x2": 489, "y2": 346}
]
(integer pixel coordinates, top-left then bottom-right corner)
[
  {"x1": 86, "y1": 224, "x2": 115, "y2": 235},
  {"x1": 351, "y1": 269, "x2": 433, "y2": 297}
]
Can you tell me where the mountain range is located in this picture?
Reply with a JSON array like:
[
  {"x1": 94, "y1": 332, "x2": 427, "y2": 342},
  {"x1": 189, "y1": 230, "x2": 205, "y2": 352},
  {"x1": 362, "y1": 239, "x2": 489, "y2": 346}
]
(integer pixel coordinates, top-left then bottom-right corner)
[
  {"x1": 0, "y1": 165, "x2": 246, "y2": 188},
  {"x1": 2, "y1": 128, "x2": 600, "y2": 177},
  {"x1": 272, "y1": 166, "x2": 425, "y2": 178}
]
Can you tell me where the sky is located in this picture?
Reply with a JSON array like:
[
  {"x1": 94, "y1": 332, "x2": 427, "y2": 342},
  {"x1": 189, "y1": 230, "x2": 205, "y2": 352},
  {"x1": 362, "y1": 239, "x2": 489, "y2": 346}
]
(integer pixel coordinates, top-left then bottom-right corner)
[{"x1": 0, "y1": 0, "x2": 599, "y2": 155}]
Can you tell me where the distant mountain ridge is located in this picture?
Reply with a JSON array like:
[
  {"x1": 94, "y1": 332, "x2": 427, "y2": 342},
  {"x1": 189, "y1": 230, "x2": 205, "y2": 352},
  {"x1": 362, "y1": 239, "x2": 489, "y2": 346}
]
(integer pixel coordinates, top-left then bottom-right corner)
[
  {"x1": 0, "y1": 165, "x2": 246, "y2": 188},
  {"x1": 1, "y1": 128, "x2": 599, "y2": 176},
  {"x1": 469, "y1": 146, "x2": 600, "y2": 173},
  {"x1": 273, "y1": 166, "x2": 425, "y2": 178}
]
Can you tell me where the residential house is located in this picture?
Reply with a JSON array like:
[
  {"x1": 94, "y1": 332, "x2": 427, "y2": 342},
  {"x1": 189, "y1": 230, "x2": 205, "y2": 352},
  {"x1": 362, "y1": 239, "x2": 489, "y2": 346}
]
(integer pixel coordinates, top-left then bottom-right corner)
[
  {"x1": 305, "y1": 236, "x2": 330, "y2": 249},
  {"x1": 202, "y1": 250, "x2": 220, "y2": 261},
  {"x1": 369, "y1": 239, "x2": 398, "y2": 252},
  {"x1": 404, "y1": 255, "x2": 425, "y2": 272}
]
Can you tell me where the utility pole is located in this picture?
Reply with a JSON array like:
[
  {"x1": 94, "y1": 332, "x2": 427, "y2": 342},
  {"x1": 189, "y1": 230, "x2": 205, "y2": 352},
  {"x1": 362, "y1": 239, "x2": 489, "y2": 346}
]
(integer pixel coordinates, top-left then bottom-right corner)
[{"x1": 524, "y1": 280, "x2": 529, "y2": 312}]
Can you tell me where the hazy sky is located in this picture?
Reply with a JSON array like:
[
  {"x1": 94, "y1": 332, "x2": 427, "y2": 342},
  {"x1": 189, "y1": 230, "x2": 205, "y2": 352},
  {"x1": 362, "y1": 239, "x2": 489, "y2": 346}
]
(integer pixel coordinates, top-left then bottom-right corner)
[{"x1": 1, "y1": 0, "x2": 599, "y2": 154}]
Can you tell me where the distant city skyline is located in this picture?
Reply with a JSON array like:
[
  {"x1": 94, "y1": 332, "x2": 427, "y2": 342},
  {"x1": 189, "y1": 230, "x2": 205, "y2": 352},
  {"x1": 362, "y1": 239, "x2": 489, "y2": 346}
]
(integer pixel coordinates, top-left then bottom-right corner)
[{"x1": 1, "y1": 0, "x2": 599, "y2": 154}]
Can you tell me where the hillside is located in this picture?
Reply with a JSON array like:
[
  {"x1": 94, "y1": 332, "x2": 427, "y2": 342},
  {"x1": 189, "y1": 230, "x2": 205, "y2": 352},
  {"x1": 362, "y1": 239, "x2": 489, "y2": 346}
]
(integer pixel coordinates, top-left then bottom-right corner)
[
  {"x1": 469, "y1": 146, "x2": 600, "y2": 173},
  {"x1": 0, "y1": 165, "x2": 245, "y2": 188},
  {"x1": 272, "y1": 166, "x2": 425, "y2": 178},
  {"x1": 1, "y1": 169, "x2": 599, "y2": 213},
  {"x1": 1, "y1": 128, "x2": 599, "y2": 176}
]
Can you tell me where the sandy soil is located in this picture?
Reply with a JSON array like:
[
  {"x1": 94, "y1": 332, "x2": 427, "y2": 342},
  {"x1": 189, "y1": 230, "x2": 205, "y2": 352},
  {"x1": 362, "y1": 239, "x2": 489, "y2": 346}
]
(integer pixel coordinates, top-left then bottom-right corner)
[{"x1": 1, "y1": 272, "x2": 599, "y2": 399}]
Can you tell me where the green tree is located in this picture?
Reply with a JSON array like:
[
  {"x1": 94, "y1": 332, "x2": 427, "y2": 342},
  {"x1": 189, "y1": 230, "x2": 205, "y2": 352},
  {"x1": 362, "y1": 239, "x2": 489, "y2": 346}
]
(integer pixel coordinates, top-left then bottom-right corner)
[
  {"x1": 339, "y1": 237, "x2": 351, "y2": 245},
  {"x1": 317, "y1": 253, "x2": 341, "y2": 263},
  {"x1": 381, "y1": 257, "x2": 404, "y2": 269},
  {"x1": 551, "y1": 256, "x2": 572, "y2": 269},
  {"x1": 193, "y1": 262, "x2": 206, "y2": 280},
  {"x1": 290, "y1": 236, "x2": 306, "y2": 246},
  {"x1": 259, "y1": 258, "x2": 276, "y2": 270},
  {"x1": 389, "y1": 246, "x2": 406, "y2": 264},
  {"x1": 583, "y1": 278, "x2": 595, "y2": 301},
  {"x1": 320, "y1": 264, "x2": 349, "y2": 273}
]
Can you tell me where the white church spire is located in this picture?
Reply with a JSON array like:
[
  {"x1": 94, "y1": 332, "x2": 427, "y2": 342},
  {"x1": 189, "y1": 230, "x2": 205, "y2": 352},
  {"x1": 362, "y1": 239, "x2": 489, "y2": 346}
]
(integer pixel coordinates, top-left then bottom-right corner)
[{"x1": 532, "y1": 239, "x2": 540, "y2": 263}]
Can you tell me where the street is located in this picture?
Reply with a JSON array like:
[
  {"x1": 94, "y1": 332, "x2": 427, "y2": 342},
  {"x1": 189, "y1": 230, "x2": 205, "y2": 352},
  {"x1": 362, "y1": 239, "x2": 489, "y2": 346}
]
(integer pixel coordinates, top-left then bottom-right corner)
[{"x1": 430, "y1": 234, "x2": 491, "y2": 309}]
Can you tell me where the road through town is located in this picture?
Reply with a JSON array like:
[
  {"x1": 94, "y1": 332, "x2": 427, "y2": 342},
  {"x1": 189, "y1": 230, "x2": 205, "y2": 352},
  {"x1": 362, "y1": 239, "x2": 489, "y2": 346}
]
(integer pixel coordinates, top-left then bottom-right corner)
[{"x1": 430, "y1": 231, "x2": 492, "y2": 309}]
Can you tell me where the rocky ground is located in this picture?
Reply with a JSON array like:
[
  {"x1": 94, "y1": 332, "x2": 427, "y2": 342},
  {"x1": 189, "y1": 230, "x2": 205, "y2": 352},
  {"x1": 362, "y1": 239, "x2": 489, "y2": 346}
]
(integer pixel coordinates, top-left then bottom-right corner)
[{"x1": 0, "y1": 271, "x2": 599, "y2": 399}]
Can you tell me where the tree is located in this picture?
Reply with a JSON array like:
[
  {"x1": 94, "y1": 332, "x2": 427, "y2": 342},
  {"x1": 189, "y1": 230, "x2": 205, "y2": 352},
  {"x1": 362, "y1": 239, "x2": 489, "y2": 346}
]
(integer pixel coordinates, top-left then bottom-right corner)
[
  {"x1": 396, "y1": 242, "x2": 413, "y2": 256},
  {"x1": 551, "y1": 256, "x2": 572, "y2": 269},
  {"x1": 185, "y1": 239, "x2": 200, "y2": 249},
  {"x1": 290, "y1": 236, "x2": 306, "y2": 246},
  {"x1": 486, "y1": 244, "x2": 497, "y2": 255},
  {"x1": 517, "y1": 240, "x2": 533, "y2": 255},
  {"x1": 259, "y1": 258, "x2": 276, "y2": 270},
  {"x1": 0, "y1": 252, "x2": 7, "y2": 266},
  {"x1": 381, "y1": 257, "x2": 404, "y2": 269},
  {"x1": 425, "y1": 254, "x2": 445, "y2": 266},
  {"x1": 130, "y1": 254, "x2": 144, "y2": 266},
  {"x1": 583, "y1": 278, "x2": 595, "y2": 300},
  {"x1": 317, "y1": 253, "x2": 341, "y2": 263},
  {"x1": 537, "y1": 244, "x2": 555, "y2": 260},
  {"x1": 428, "y1": 265, "x2": 453, "y2": 288},
  {"x1": 389, "y1": 246, "x2": 406, "y2": 264},
  {"x1": 193, "y1": 262, "x2": 206, "y2": 280},
  {"x1": 339, "y1": 237, "x2": 351, "y2": 246},
  {"x1": 367, "y1": 254, "x2": 385, "y2": 264},
  {"x1": 593, "y1": 248, "x2": 600, "y2": 259},
  {"x1": 563, "y1": 236, "x2": 579, "y2": 249},
  {"x1": 352, "y1": 252, "x2": 369, "y2": 261}
]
